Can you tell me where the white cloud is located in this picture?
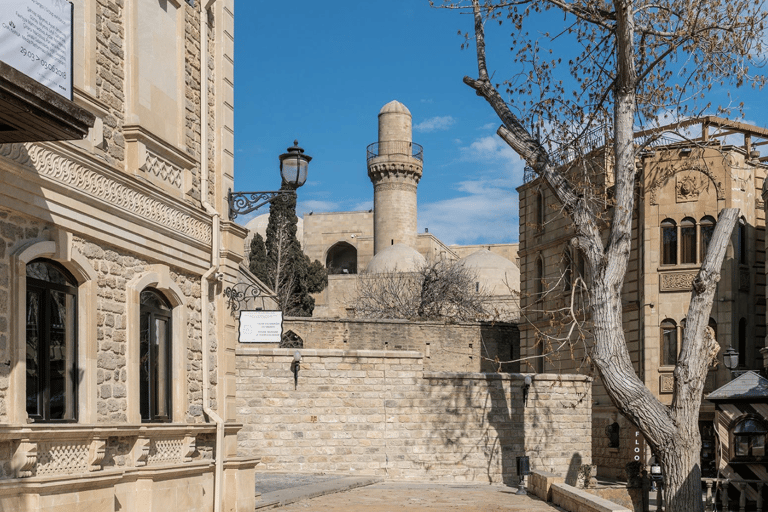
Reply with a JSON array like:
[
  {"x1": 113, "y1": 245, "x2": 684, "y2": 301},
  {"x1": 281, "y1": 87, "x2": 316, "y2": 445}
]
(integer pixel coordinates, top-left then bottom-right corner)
[
  {"x1": 480, "y1": 122, "x2": 497, "y2": 130},
  {"x1": 414, "y1": 116, "x2": 456, "y2": 133},
  {"x1": 419, "y1": 179, "x2": 519, "y2": 245}
]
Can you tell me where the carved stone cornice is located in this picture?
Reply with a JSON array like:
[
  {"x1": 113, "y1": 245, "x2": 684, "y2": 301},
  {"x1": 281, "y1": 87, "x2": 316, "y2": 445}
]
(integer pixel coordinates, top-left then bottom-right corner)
[
  {"x1": 0, "y1": 142, "x2": 212, "y2": 244},
  {"x1": 367, "y1": 157, "x2": 423, "y2": 185}
]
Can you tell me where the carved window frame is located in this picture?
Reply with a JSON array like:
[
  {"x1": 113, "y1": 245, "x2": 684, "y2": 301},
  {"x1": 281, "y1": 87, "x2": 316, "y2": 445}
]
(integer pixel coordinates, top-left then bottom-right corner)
[
  {"x1": 126, "y1": 266, "x2": 187, "y2": 424},
  {"x1": 10, "y1": 233, "x2": 98, "y2": 424}
]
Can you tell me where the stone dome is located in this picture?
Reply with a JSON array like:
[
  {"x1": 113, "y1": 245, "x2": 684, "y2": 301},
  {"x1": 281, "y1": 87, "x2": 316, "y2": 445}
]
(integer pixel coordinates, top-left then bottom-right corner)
[
  {"x1": 365, "y1": 244, "x2": 426, "y2": 273},
  {"x1": 243, "y1": 213, "x2": 304, "y2": 256},
  {"x1": 459, "y1": 249, "x2": 520, "y2": 295},
  {"x1": 379, "y1": 100, "x2": 411, "y2": 116}
]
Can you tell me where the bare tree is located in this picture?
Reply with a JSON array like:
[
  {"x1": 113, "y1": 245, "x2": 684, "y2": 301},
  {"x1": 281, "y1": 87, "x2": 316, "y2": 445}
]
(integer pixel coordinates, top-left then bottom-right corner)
[
  {"x1": 436, "y1": 0, "x2": 767, "y2": 509},
  {"x1": 354, "y1": 258, "x2": 489, "y2": 321}
]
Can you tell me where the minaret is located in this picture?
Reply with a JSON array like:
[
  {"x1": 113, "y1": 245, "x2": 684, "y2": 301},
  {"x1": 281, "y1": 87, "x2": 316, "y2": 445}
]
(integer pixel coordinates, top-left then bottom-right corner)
[{"x1": 367, "y1": 100, "x2": 423, "y2": 255}]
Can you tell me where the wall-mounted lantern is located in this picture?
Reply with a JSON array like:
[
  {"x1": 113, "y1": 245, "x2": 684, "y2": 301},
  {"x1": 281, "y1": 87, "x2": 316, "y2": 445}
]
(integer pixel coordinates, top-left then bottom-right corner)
[
  {"x1": 291, "y1": 350, "x2": 302, "y2": 390},
  {"x1": 227, "y1": 140, "x2": 310, "y2": 220},
  {"x1": 523, "y1": 375, "x2": 532, "y2": 406},
  {"x1": 723, "y1": 346, "x2": 739, "y2": 380}
]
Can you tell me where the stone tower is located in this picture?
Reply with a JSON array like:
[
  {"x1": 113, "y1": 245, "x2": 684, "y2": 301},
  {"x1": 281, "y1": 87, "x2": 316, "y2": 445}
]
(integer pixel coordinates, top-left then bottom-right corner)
[{"x1": 367, "y1": 100, "x2": 423, "y2": 255}]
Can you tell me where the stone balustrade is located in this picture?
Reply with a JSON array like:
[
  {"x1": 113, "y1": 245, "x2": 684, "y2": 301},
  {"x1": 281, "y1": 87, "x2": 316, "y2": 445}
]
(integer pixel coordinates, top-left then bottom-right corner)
[{"x1": 0, "y1": 424, "x2": 217, "y2": 480}]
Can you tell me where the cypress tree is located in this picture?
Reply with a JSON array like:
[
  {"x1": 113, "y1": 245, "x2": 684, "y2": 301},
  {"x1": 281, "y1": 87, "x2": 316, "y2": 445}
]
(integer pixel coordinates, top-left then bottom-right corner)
[{"x1": 249, "y1": 184, "x2": 327, "y2": 316}]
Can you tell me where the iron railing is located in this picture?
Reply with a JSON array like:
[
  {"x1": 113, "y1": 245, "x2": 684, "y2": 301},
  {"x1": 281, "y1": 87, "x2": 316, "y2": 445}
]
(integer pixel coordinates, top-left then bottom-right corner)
[
  {"x1": 366, "y1": 141, "x2": 424, "y2": 162},
  {"x1": 523, "y1": 128, "x2": 689, "y2": 183}
]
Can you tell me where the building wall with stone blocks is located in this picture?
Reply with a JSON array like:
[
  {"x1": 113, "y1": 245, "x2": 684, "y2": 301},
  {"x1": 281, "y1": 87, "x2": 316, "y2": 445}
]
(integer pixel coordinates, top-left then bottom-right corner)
[
  {"x1": 516, "y1": 119, "x2": 768, "y2": 479},
  {"x1": 0, "y1": 1, "x2": 258, "y2": 511},
  {"x1": 282, "y1": 317, "x2": 520, "y2": 373},
  {"x1": 236, "y1": 348, "x2": 592, "y2": 483}
]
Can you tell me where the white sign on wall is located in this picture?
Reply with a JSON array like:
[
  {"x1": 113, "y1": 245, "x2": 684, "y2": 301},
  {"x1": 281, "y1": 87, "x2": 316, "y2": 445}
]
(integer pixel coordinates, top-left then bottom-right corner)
[
  {"x1": 0, "y1": 0, "x2": 73, "y2": 99},
  {"x1": 238, "y1": 311, "x2": 283, "y2": 343}
]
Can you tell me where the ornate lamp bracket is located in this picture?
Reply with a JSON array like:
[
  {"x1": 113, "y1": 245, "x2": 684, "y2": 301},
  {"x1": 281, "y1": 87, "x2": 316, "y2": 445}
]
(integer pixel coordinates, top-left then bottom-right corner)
[{"x1": 227, "y1": 188, "x2": 296, "y2": 220}]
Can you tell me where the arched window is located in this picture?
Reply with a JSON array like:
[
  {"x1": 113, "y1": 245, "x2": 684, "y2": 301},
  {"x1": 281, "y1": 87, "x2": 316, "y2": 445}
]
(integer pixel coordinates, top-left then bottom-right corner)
[
  {"x1": 739, "y1": 318, "x2": 747, "y2": 368},
  {"x1": 326, "y1": 242, "x2": 358, "y2": 275},
  {"x1": 535, "y1": 257, "x2": 544, "y2": 301},
  {"x1": 661, "y1": 319, "x2": 677, "y2": 366},
  {"x1": 140, "y1": 289, "x2": 172, "y2": 422},
  {"x1": 738, "y1": 217, "x2": 747, "y2": 265},
  {"x1": 733, "y1": 418, "x2": 767, "y2": 458},
  {"x1": 699, "y1": 216, "x2": 716, "y2": 262},
  {"x1": 562, "y1": 248, "x2": 573, "y2": 292},
  {"x1": 661, "y1": 219, "x2": 677, "y2": 265},
  {"x1": 536, "y1": 191, "x2": 545, "y2": 231},
  {"x1": 26, "y1": 259, "x2": 78, "y2": 422},
  {"x1": 680, "y1": 217, "x2": 696, "y2": 264}
]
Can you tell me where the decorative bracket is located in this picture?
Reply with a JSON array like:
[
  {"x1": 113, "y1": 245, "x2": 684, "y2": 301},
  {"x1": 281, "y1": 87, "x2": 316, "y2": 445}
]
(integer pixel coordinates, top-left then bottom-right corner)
[
  {"x1": 224, "y1": 282, "x2": 278, "y2": 313},
  {"x1": 227, "y1": 188, "x2": 295, "y2": 220},
  {"x1": 183, "y1": 435, "x2": 196, "y2": 463},
  {"x1": 133, "y1": 437, "x2": 150, "y2": 467},
  {"x1": 12, "y1": 440, "x2": 37, "y2": 478},
  {"x1": 88, "y1": 438, "x2": 107, "y2": 472}
]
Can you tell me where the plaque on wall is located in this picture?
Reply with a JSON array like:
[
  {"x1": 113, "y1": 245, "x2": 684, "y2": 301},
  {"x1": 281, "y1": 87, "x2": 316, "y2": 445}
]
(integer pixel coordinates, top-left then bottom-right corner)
[
  {"x1": 0, "y1": 0, "x2": 73, "y2": 99},
  {"x1": 238, "y1": 310, "x2": 283, "y2": 343}
]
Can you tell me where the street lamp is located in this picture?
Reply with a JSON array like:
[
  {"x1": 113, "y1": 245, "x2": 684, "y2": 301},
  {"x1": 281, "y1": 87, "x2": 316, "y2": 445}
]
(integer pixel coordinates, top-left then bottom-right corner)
[
  {"x1": 228, "y1": 140, "x2": 311, "y2": 220},
  {"x1": 723, "y1": 346, "x2": 739, "y2": 379}
]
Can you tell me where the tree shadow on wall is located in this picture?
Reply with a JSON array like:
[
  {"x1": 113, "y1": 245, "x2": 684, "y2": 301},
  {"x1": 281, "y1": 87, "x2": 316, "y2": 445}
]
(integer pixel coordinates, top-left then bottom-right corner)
[{"x1": 418, "y1": 373, "x2": 525, "y2": 486}]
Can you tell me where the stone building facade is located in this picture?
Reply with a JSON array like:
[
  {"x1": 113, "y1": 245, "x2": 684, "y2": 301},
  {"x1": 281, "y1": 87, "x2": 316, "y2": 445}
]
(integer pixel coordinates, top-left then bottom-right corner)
[
  {"x1": 517, "y1": 117, "x2": 768, "y2": 479},
  {"x1": 0, "y1": 1, "x2": 257, "y2": 511}
]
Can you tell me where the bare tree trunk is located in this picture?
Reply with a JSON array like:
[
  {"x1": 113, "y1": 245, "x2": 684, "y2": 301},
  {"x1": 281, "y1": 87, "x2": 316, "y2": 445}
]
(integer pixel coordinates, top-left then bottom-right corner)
[{"x1": 459, "y1": 1, "x2": 740, "y2": 510}]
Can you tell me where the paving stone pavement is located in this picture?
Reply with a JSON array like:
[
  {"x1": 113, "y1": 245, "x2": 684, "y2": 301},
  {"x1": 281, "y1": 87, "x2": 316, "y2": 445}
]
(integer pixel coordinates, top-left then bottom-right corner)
[{"x1": 268, "y1": 481, "x2": 566, "y2": 511}]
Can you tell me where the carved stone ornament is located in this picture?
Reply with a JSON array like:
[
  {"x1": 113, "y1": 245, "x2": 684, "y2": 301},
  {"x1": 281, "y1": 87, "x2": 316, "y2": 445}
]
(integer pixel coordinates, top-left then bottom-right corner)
[
  {"x1": 133, "y1": 437, "x2": 150, "y2": 467},
  {"x1": 0, "y1": 143, "x2": 211, "y2": 244},
  {"x1": 89, "y1": 438, "x2": 107, "y2": 472},
  {"x1": 660, "y1": 271, "x2": 698, "y2": 292},
  {"x1": 140, "y1": 148, "x2": 183, "y2": 189},
  {"x1": 659, "y1": 374, "x2": 674, "y2": 394},
  {"x1": 676, "y1": 173, "x2": 705, "y2": 202},
  {"x1": 35, "y1": 441, "x2": 89, "y2": 476},
  {"x1": 649, "y1": 166, "x2": 724, "y2": 205},
  {"x1": 12, "y1": 440, "x2": 37, "y2": 478}
]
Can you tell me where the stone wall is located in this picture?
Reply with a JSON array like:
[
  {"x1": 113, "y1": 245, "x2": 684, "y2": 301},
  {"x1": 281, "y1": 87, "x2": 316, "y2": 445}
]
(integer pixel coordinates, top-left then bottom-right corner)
[
  {"x1": 236, "y1": 348, "x2": 591, "y2": 484},
  {"x1": 282, "y1": 317, "x2": 519, "y2": 373}
]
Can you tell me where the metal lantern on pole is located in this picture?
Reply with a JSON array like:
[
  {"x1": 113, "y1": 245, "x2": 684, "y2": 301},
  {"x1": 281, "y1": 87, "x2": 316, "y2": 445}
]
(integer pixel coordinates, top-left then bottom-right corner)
[
  {"x1": 279, "y1": 140, "x2": 311, "y2": 189},
  {"x1": 227, "y1": 140, "x2": 310, "y2": 220}
]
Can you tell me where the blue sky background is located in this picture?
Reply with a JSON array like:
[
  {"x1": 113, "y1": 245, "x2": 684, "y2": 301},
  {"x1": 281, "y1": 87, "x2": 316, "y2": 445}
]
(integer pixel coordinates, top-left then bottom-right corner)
[{"x1": 233, "y1": 1, "x2": 767, "y2": 246}]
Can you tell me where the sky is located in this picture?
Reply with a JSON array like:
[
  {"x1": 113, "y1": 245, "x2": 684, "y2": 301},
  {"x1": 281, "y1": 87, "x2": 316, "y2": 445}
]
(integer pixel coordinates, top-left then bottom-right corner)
[{"x1": 233, "y1": 1, "x2": 768, "y2": 246}]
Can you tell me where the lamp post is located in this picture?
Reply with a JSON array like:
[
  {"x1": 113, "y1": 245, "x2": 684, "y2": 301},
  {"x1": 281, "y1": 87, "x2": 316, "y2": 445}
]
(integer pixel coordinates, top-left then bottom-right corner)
[
  {"x1": 227, "y1": 140, "x2": 310, "y2": 220},
  {"x1": 723, "y1": 346, "x2": 739, "y2": 380}
]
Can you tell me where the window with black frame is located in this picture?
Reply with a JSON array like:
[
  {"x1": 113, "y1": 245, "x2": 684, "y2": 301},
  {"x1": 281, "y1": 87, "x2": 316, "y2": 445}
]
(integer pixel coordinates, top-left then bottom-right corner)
[
  {"x1": 733, "y1": 418, "x2": 766, "y2": 458},
  {"x1": 140, "y1": 289, "x2": 172, "y2": 422},
  {"x1": 26, "y1": 260, "x2": 78, "y2": 422}
]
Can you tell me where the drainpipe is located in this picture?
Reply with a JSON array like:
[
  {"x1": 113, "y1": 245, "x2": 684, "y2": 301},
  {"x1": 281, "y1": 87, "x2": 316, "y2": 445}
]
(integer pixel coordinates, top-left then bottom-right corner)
[{"x1": 198, "y1": 2, "x2": 224, "y2": 512}]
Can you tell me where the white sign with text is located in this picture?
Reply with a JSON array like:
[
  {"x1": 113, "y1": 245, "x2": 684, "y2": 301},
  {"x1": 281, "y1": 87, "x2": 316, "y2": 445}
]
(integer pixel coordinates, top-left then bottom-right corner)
[
  {"x1": 0, "y1": 0, "x2": 73, "y2": 99},
  {"x1": 238, "y1": 311, "x2": 283, "y2": 343}
]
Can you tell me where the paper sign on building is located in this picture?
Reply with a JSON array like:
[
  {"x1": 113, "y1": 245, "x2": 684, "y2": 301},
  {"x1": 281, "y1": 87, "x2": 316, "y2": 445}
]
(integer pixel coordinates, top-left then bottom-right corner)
[
  {"x1": 0, "y1": 0, "x2": 73, "y2": 99},
  {"x1": 238, "y1": 311, "x2": 283, "y2": 343}
]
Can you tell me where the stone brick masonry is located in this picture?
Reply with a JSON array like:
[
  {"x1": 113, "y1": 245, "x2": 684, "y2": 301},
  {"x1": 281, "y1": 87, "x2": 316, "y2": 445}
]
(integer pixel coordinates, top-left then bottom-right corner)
[{"x1": 236, "y1": 348, "x2": 591, "y2": 484}]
